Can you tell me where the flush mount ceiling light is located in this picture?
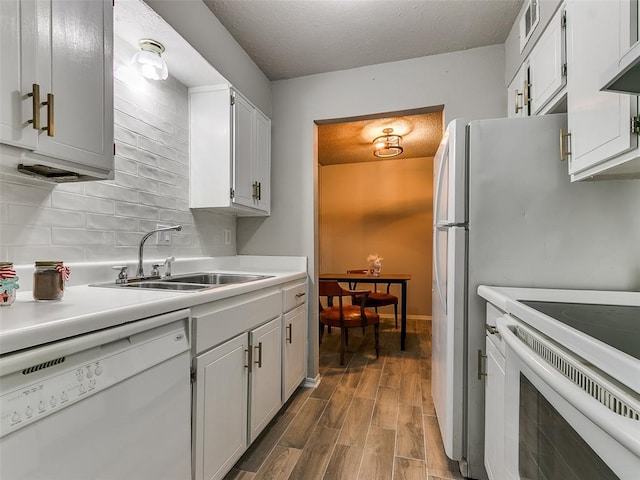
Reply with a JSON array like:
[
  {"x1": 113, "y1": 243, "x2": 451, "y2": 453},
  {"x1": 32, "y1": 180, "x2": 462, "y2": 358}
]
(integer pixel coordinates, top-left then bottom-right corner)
[
  {"x1": 373, "y1": 128, "x2": 404, "y2": 158},
  {"x1": 132, "y1": 39, "x2": 168, "y2": 80}
]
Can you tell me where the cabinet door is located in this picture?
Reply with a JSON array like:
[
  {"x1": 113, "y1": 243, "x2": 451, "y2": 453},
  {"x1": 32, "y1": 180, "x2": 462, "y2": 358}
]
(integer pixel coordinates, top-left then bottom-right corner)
[
  {"x1": 283, "y1": 304, "x2": 307, "y2": 402},
  {"x1": 254, "y1": 109, "x2": 271, "y2": 213},
  {"x1": 35, "y1": 0, "x2": 113, "y2": 171},
  {"x1": 484, "y1": 335, "x2": 505, "y2": 480},
  {"x1": 507, "y1": 62, "x2": 529, "y2": 118},
  {"x1": 0, "y1": 0, "x2": 38, "y2": 149},
  {"x1": 529, "y1": 6, "x2": 566, "y2": 115},
  {"x1": 194, "y1": 334, "x2": 248, "y2": 480},
  {"x1": 566, "y1": 0, "x2": 638, "y2": 177},
  {"x1": 232, "y1": 92, "x2": 256, "y2": 209},
  {"x1": 249, "y1": 316, "x2": 282, "y2": 443}
]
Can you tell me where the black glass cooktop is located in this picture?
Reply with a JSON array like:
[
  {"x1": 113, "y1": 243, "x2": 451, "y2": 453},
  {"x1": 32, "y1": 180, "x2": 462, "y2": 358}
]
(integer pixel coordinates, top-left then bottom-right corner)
[{"x1": 520, "y1": 301, "x2": 640, "y2": 361}]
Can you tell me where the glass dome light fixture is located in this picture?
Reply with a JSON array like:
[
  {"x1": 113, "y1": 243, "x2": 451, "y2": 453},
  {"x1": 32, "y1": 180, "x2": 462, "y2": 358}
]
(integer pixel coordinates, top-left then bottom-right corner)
[
  {"x1": 373, "y1": 127, "x2": 404, "y2": 158},
  {"x1": 132, "y1": 39, "x2": 168, "y2": 81}
]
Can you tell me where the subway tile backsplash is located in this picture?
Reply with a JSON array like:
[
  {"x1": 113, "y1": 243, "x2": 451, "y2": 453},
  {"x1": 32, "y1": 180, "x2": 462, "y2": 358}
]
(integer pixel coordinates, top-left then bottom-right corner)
[{"x1": 0, "y1": 36, "x2": 235, "y2": 265}]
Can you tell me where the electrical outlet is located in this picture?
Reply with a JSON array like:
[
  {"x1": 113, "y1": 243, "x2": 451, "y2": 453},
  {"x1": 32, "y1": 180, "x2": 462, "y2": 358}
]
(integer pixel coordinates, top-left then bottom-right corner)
[
  {"x1": 156, "y1": 224, "x2": 172, "y2": 245},
  {"x1": 224, "y1": 228, "x2": 231, "y2": 245}
]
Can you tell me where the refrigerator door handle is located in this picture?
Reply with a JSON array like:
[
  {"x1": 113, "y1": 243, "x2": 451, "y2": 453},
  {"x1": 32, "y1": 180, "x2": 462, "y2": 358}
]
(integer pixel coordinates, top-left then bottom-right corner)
[
  {"x1": 433, "y1": 228, "x2": 447, "y2": 315},
  {"x1": 433, "y1": 141, "x2": 449, "y2": 225}
]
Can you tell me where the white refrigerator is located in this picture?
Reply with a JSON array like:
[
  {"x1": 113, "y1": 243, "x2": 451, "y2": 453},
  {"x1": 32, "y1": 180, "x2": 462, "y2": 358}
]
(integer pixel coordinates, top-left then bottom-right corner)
[{"x1": 433, "y1": 112, "x2": 640, "y2": 479}]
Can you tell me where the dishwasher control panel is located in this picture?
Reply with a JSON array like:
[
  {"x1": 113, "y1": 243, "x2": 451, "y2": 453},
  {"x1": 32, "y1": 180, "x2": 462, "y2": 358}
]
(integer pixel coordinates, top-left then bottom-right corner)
[
  {"x1": 0, "y1": 316, "x2": 189, "y2": 437},
  {"x1": 1, "y1": 360, "x2": 107, "y2": 434}
]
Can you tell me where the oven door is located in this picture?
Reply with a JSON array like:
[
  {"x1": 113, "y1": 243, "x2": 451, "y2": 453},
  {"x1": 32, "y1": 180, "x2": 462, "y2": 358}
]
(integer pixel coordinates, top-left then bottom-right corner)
[{"x1": 496, "y1": 316, "x2": 640, "y2": 480}]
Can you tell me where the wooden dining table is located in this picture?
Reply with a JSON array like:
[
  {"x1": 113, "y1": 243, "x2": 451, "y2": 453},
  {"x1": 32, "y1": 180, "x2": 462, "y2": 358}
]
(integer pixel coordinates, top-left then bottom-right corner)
[{"x1": 318, "y1": 273, "x2": 413, "y2": 350}]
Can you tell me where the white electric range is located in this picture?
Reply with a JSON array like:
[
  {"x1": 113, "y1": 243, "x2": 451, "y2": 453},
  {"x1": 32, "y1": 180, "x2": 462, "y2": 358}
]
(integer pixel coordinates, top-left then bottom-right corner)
[{"x1": 478, "y1": 286, "x2": 640, "y2": 480}]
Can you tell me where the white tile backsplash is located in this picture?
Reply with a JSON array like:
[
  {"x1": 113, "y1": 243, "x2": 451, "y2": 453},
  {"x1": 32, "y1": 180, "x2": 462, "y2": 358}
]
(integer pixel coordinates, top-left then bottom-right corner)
[{"x1": 0, "y1": 36, "x2": 236, "y2": 265}]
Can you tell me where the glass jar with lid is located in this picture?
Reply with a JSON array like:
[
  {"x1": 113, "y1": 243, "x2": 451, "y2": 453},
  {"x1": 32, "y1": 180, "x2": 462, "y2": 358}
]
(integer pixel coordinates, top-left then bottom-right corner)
[
  {"x1": 33, "y1": 261, "x2": 69, "y2": 301},
  {"x1": 0, "y1": 262, "x2": 19, "y2": 306}
]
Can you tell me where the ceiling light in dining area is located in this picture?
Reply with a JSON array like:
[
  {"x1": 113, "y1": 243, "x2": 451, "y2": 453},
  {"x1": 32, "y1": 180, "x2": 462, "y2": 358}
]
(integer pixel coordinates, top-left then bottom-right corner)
[
  {"x1": 132, "y1": 39, "x2": 168, "y2": 80},
  {"x1": 373, "y1": 128, "x2": 404, "y2": 158}
]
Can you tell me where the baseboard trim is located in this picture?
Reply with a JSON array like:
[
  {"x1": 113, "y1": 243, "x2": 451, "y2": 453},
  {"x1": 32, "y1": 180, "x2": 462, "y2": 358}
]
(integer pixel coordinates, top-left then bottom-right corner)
[{"x1": 303, "y1": 374, "x2": 321, "y2": 388}]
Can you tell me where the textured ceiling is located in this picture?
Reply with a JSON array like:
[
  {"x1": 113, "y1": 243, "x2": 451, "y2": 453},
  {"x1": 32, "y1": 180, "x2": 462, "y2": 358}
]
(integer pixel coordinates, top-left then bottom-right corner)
[
  {"x1": 318, "y1": 110, "x2": 443, "y2": 166},
  {"x1": 203, "y1": 0, "x2": 523, "y2": 81}
]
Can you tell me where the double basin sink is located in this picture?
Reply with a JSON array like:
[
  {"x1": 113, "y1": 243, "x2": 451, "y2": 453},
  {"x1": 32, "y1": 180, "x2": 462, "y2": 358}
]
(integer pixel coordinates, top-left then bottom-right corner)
[{"x1": 92, "y1": 272, "x2": 273, "y2": 292}]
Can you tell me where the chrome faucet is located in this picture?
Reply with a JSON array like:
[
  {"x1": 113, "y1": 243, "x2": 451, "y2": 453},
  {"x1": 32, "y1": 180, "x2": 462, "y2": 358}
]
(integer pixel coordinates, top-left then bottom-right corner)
[{"x1": 136, "y1": 225, "x2": 182, "y2": 278}]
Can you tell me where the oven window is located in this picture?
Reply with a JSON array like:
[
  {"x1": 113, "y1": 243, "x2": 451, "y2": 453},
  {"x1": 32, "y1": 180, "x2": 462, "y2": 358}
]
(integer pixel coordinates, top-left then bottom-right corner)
[{"x1": 519, "y1": 374, "x2": 619, "y2": 480}]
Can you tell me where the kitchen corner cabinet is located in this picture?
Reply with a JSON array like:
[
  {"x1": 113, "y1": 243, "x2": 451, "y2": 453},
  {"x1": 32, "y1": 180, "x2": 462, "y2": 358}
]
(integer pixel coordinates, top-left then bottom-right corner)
[
  {"x1": 565, "y1": 0, "x2": 640, "y2": 180},
  {"x1": 189, "y1": 85, "x2": 271, "y2": 216},
  {"x1": 0, "y1": 0, "x2": 114, "y2": 179},
  {"x1": 282, "y1": 282, "x2": 308, "y2": 402},
  {"x1": 484, "y1": 305, "x2": 506, "y2": 480}
]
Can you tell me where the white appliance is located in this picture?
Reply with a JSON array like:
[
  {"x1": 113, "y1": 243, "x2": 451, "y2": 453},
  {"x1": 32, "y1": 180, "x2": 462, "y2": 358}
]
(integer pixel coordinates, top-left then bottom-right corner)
[
  {"x1": 431, "y1": 113, "x2": 640, "y2": 479},
  {"x1": 479, "y1": 287, "x2": 640, "y2": 479},
  {"x1": 0, "y1": 309, "x2": 192, "y2": 480}
]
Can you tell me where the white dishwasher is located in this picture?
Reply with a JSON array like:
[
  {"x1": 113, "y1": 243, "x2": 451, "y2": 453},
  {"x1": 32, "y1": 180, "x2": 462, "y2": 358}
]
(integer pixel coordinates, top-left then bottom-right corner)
[{"x1": 0, "y1": 308, "x2": 192, "y2": 480}]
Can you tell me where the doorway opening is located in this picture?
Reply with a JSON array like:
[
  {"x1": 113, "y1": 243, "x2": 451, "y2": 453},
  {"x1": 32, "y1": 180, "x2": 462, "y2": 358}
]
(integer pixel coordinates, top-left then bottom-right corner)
[{"x1": 316, "y1": 105, "x2": 444, "y2": 328}]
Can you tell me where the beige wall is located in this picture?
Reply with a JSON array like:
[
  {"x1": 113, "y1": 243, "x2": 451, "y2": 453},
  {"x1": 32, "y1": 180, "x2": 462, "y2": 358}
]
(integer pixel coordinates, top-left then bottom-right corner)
[{"x1": 319, "y1": 156, "x2": 433, "y2": 317}]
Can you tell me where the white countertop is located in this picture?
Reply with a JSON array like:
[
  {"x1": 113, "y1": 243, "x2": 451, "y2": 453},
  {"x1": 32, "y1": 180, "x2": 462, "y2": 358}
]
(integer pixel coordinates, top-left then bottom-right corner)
[
  {"x1": 0, "y1": 256, "x2": 307, "y2": 355},
  {"x1": 477, "y1": 285, "x2": 640, "y2": 393}
]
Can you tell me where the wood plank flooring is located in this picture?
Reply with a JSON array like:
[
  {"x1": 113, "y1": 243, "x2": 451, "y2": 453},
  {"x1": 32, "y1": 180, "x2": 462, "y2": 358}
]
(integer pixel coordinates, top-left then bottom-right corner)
[{"x1": 224, "y1": 318, "x2": 465, "y2": 480}]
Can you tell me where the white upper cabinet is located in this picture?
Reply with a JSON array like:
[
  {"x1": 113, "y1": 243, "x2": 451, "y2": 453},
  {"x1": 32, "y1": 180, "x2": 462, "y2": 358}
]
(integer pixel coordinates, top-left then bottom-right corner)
[
  {"x1": 0, "y1": 0, "x2": 114, "y2": 180},
  {"x1": 528, "y1": 6, "x2": 567, "y2": 115},
  {"x1": 565, "y1": 0, "x2": 640, "y2": 180},
  {"x1": 189, "y1": 85, "x2": 271, "y2": 216}
]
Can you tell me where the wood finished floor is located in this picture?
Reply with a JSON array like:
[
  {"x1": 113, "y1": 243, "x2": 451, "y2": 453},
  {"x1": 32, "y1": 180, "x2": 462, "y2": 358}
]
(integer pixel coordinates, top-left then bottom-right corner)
[{"x1": 224, "y1": 318, "x2": 465, "y2": 480}]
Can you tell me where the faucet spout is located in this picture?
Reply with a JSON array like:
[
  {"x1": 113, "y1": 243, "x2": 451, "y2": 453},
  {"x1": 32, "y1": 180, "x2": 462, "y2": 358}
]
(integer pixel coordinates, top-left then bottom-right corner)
[{"x1": 137, "y1": 225, "x2": 182, "y2": 278}]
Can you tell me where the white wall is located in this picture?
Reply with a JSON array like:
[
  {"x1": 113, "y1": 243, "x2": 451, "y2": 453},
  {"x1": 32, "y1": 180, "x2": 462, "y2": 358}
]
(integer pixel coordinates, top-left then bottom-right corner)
[
  {"x1": 0, "y1": 36, "x2": 235, "y2": 264},
  {"x1": 237, "y1": 45, "x2": 507, "y2": 377},
  {"x1": 145, "y1": 0, "x2": 272, "y2": 116}
]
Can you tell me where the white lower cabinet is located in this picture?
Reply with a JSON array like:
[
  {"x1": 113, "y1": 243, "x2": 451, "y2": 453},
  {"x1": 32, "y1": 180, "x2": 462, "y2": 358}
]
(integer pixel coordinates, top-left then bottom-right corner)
[
  {"x1": 281, "y1": 281, "x2": 308, "y2": 402},
  {"x1": 191, "y1": 281, "x2": 308, "y2": 480},
  {"x1": 249, "y1": 317, "x2": 282, "y2": 443},
  {"x1": 194, "y1": 334, "x2": 248, "y2": 480},
  {"x1": 283, "y1": 304, "x2": 307, "y2": 401}
]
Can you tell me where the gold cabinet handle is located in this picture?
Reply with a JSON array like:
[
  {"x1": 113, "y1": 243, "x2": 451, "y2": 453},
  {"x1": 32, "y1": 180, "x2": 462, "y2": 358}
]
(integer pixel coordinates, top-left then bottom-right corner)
[
  {"x1": 477, "y1": 349, "x2": 487, "y2": 380},
  {"x1": 286, "y1": 324, "x2": 292, "y2": 344},
  {"x1": 27, "y1": 83, "x2": 41, "y2": 129},
  {"x1": 560, "y1": 128, "x2": 572, "y2": 161},
  {"x1": 523, "y1": 80, "x2": 531, "y2": 106},
  {"x1": 41, "y1": 93, "x2": 54, "y2": 137},
  {"x1": 244, "y1": 348, "x2": 252, "y2": 370},
  {"x1": 254, "y1": 342, "x2": 263, "y2": 368},
  {"x1": 251, "y1": 181, "x2": 258, "y2": 199},
  {"x1": 514, "y1": 89, "x2": 523, "y2": 113}
]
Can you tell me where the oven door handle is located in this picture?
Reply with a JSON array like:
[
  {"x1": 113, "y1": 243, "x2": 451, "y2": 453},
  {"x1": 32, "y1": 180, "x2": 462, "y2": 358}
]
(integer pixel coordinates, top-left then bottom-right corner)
[{"x1": 496, "y1": 317, "x2": 640, "y2": 458}]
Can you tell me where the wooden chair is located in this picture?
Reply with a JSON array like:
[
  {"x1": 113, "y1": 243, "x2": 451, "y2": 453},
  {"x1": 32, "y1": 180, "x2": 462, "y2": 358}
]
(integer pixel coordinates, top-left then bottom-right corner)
[
  {"x1": 318, "y1": 280, "x2": 379, "y2": 365},
  {"x1": 347, "y1": 269, "x2": 399, "y2": 328}
]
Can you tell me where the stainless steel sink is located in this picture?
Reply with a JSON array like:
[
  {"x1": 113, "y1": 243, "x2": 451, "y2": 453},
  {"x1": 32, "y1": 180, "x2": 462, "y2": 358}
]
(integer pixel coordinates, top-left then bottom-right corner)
[
  {"x1": 164, "y1": 273, "x2": 272, "y2": 285},
  {"x1": 90, "y1": 272, "x2": 273, "y2": 292}
]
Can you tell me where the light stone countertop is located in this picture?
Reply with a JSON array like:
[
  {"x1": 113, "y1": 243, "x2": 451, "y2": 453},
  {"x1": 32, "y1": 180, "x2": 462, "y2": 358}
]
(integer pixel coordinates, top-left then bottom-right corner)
[{"x1": 0, "y1": 256, "x2": 307, "y2": 355}]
